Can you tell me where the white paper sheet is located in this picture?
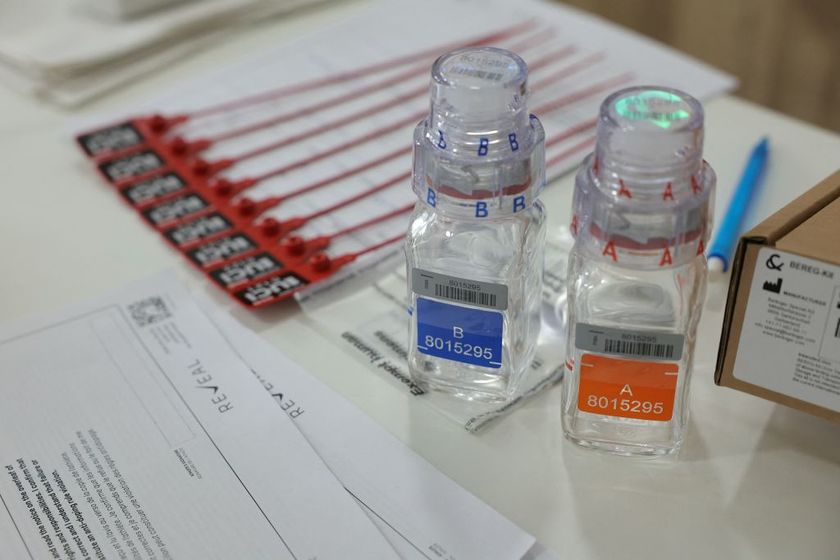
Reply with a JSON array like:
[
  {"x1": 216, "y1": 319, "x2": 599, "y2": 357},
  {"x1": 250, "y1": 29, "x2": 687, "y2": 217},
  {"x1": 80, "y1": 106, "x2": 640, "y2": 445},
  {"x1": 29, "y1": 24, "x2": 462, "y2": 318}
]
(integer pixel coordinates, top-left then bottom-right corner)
[
  {"x1": 0, "y1": 27, "x2": 224, "y2": 107},
  {"x1": 0, "y1": 0, "x2": 328, "y2": 106},
  {"x1": 199, "y1": 294, "x2": 546, "y2": 560},
  {"x1": 0, "y1": 272, "x2": 397, "y2": 559},
  {"x1": 0, "y1": 0, "x2": 311, "y2": 70}
]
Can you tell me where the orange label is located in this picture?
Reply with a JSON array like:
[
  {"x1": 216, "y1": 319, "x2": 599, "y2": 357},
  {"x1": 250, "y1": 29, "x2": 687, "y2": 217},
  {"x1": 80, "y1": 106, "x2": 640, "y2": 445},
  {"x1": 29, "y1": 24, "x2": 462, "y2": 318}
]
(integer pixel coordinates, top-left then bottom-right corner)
[{"x1": 577, "y1": 353, "x2": 678, "y2": 421}]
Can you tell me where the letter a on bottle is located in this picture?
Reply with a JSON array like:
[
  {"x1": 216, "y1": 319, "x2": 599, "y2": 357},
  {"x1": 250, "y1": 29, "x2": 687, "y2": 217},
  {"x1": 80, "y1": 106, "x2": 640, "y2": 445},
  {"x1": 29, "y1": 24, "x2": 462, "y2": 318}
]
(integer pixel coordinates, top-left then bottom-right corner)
[{"x1": 603, "y1": 241, "x2": 618, "y2": 262}]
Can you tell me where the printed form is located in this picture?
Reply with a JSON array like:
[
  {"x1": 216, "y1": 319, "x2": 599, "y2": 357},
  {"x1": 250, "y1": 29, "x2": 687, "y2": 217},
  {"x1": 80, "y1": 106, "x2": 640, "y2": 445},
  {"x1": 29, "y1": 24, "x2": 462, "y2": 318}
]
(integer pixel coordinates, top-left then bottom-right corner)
[
  {"x1": 0, "y1": 274, "x2": 397, "y2": 559},
  {"x1": 201, "y1": 297, "x2": 555, "y2": 560}
]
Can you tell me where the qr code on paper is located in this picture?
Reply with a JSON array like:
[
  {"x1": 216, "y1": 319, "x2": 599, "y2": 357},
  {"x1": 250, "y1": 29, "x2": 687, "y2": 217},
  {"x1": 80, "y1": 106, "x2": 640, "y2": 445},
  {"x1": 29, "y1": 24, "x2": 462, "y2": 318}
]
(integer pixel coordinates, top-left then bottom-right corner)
[{"x1": 128, "y1": 296, "x2": 171, "y2": 327}]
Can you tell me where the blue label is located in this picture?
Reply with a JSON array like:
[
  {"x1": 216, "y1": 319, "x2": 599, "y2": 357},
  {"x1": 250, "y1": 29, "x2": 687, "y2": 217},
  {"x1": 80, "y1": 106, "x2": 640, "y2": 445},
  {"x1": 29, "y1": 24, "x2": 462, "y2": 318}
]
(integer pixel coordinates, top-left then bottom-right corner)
[{"x1": 416, "y1": 297, "x2": 503, "y2": 369}]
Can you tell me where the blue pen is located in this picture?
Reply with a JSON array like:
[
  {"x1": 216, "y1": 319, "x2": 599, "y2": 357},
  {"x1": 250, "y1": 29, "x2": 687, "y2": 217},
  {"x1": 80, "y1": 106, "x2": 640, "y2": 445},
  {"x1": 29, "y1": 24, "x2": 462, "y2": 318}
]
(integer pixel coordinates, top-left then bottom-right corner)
[{"x1": 708, "y1": 137, "x2": 769, "y2": 272}]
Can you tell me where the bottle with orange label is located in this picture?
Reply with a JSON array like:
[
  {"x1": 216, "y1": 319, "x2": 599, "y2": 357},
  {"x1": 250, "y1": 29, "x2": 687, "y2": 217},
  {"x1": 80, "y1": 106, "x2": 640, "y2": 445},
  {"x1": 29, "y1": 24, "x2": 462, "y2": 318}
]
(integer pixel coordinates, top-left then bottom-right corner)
[{"x1": 562, "y1": 86, "x2": 715, "y2": 456}]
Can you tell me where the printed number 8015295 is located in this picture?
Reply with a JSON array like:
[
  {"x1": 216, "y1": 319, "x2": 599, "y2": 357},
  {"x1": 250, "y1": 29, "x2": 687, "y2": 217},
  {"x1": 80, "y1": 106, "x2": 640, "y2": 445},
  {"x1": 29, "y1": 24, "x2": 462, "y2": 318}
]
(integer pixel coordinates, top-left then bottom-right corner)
[{"x1": 423, "y1": 335, "x2": 494, "y2": 361}]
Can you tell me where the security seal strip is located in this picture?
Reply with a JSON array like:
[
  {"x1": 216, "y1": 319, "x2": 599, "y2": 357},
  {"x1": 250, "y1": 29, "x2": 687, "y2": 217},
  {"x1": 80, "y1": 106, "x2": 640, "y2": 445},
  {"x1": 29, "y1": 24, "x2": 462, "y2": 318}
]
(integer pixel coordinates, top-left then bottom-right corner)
[{"x1": 75, "y1": 21, "x2": 630, "y2": 308}]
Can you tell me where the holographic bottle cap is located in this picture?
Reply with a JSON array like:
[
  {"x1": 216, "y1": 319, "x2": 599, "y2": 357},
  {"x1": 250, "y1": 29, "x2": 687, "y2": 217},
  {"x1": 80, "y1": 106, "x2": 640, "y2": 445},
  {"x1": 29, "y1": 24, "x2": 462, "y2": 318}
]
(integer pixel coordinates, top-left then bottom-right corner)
[
  {"x1": 572, "y1": 86, "x2": 715, "y2": 268},
  {"x1": 595, "y1": 87, "x2": 705, "y2": 187}
]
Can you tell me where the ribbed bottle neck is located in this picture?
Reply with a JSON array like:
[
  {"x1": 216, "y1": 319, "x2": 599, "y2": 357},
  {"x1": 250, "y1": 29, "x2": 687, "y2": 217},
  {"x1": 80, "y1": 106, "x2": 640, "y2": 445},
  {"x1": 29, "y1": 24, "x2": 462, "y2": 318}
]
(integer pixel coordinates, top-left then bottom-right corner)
[
  {"x1": 410, "y1": 47, "x2": 545, "y2": 219},
  {"x1": 412, "y1": 117, "x2": 545, "y2": 219},
  {"x1": 590, "y1": 150, "x2": 705, "y2": 203},
  {"x1": 571, "y1": 153, "x2": 715, "y2": 269}
]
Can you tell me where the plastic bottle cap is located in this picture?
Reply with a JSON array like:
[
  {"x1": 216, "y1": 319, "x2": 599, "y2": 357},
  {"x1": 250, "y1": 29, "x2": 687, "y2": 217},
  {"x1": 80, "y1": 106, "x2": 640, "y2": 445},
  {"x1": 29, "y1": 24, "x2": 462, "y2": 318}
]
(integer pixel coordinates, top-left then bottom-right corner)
[{"x1": 413, "y1": 47, "x2": 545, "y2": 216}]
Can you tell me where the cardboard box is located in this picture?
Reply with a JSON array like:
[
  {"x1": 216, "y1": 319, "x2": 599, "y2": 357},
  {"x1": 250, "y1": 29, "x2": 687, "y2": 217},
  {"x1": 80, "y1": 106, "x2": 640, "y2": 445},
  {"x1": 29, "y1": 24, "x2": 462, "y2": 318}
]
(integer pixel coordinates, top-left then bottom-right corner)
[{"x1": 716, "y1": 170, "x2": 840, "y2": 422}]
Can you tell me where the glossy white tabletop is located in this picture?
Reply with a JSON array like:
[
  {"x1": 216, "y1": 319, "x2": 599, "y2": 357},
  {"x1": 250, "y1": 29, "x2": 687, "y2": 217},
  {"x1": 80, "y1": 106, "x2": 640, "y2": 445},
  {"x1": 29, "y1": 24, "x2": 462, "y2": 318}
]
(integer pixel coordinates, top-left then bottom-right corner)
[{"x1": 2, "y1": 4, "x2": 839, "y2": 558}]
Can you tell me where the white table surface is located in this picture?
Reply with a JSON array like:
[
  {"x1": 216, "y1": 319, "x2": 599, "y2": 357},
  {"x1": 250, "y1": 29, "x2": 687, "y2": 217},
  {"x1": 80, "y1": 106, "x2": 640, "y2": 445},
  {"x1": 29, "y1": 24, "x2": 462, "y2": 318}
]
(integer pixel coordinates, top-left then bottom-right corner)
[{"x1": 2, "y1": 4, "x2": 840, "y2": 559}]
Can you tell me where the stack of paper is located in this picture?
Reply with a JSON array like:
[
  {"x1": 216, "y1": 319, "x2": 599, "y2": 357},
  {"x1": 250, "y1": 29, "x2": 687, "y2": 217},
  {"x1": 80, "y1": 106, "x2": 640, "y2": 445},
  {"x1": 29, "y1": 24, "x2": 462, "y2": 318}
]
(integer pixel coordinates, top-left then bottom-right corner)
[
  {"x1": 0, "y1": 272, "x2": 556, "y2": 558},
  {"x1": 0, "y1": 0, "x2": 327, "y2": 106}
]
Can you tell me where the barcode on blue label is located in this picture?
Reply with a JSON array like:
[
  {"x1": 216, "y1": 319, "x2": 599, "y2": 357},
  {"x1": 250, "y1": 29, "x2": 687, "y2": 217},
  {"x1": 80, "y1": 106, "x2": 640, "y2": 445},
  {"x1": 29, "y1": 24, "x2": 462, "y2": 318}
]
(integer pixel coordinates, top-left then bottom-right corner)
[
  {"x1": 434, "y1": 284, "x2": 497, "y2": 308},
  {"x1": 412, "y1": 268, "x2": 507, "y2": 311},
  {"x1": 575, "y1": 323, "x2": 684, "y2": 361}
]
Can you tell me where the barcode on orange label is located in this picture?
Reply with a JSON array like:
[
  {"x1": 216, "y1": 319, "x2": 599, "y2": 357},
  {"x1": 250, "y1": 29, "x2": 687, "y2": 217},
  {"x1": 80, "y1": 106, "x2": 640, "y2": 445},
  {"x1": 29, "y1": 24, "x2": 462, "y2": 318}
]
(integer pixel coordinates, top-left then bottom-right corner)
[
  {"x1": 603, "y1": 338, "x2": 675, "y2": 359},
  {"x1": 577, "y1": 353, "x2": 678, "y2": 421},
  {"x1": 576, "y1": 324, "x2": 684, "y2": 360}
]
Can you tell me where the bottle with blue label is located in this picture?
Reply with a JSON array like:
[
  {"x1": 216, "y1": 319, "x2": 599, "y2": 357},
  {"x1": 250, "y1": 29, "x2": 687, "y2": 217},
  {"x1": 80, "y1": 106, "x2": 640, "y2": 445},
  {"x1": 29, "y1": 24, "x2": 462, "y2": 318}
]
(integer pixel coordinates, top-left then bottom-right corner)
[{"x1": 405, "y1": 47, "x2": 546, "y2": 403}]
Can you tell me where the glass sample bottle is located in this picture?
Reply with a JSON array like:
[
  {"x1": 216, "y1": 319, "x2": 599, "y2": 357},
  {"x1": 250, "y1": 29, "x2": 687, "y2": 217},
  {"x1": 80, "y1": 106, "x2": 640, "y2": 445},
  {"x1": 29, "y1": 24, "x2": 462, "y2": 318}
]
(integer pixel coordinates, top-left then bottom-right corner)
[
  {"x1": 562, "y1": 86, "x2": 715, "y2": 455},
  {"x1": 405, "y1": 47, "x2": 546, "y2": 403}
]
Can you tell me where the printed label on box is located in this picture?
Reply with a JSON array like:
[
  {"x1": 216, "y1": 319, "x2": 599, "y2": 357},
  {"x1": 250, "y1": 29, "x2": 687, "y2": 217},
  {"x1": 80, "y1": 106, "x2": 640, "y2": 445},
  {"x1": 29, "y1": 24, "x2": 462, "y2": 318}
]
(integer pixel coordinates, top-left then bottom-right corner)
[
  {"x1": 577, "y1": 353, "x2": 678, "y2": 421},
  {"x1": 734, "y1": 248, "x2": 840, "y2": 413},
  {"x1": 416, "y1": 297, "x2": 503, "y2": 369}
]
